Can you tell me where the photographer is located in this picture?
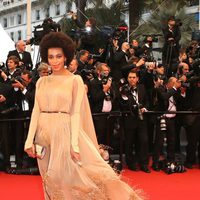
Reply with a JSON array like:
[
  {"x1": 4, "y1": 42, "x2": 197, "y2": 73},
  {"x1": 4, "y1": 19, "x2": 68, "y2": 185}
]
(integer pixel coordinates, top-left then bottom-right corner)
[
  {"x1": 152, "y1": 77, "x2": 182, "y2": 171},
  {"x1": 113, "y1": 42, "x2": 131, "y2": 82},
  {"x1": 5, "y1": 69, "x2": 35, "y2": 172},
  {"x1": 3, "y1": 56, "x2": 22, "y2": 83},
  {"x1": 119, "y1": 69, "x2": 150, "y2": 173},
  {"x1": 184, "y1": 80, "x2": 200, "y2": 169},
  {"x1": 0, "y1": 82, "x2": 15, "y2": 172},
  {"x1": 89, "y1": 63, "x2": 117, "y2": 145},
  {"x1": 162, "y1": 16, "x2": 181, "y2": 75},
  {"x1": 70, "y1": 12, "x2": 100, "y2": 53},
  {"x1": 77, "y1": 50, "x2": 96, "y2": 84},
  {"x1": 140, "y1": 36, "x2": 154, "y2": 60}
]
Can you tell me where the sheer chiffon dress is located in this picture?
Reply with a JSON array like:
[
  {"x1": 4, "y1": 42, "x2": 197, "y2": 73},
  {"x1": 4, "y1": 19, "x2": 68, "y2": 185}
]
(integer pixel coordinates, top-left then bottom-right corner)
[{"x1": 25, "y1": 74, "x2": 143, "y2": 200}]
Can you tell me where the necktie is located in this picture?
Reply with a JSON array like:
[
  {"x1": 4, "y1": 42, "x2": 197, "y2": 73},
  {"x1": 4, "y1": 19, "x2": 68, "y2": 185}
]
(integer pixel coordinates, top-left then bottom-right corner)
[
  {"x1": 131, "y1": 87, "x2": 137, "y2": 93},
  {"x1": 19, "y1": 52, "x2": 23, "y2": 59}
]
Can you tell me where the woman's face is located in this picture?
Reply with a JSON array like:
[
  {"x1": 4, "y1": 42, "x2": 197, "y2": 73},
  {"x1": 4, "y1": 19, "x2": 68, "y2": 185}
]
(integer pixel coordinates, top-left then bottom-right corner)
[{"x1": 48, "y1": 48, "x2": 66, "y2": 73}]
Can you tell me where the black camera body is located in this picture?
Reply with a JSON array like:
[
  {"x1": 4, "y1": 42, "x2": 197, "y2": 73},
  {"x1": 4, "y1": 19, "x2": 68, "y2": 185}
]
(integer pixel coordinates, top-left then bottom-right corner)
[
  {"x1": 80, "y1": 69, "x2": 95, "y2": 81},
  {"x1": 88, "y1": 53, "x2": 101, "y2": 60},
  {"x1": 119, "y1": 81, "x2": 144, "y2": 120},
  {"x1": 0, "y1": 62, "x2": 5, "y2": 69},
  {"x1": 33, "y1": 18, "x2": 61, "y2": 45},
  {"x1": 101, "y1": 74, "x2": 112, "y2": 85},
  {"x1": 10, "y1": 76, "x2": 24, "y2": 84}
]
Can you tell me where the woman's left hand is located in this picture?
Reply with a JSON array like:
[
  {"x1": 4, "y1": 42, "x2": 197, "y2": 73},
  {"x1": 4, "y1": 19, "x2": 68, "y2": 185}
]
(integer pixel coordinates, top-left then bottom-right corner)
[{"x1": 70, "y1": 147, "x2": 81, "y2": 164}]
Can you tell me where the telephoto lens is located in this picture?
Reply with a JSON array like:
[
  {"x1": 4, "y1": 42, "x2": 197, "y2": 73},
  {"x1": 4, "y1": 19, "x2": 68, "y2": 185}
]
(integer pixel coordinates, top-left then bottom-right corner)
[
  {"x1": 160, "y1": 116, "x2": 167, "y2": 131},
  {"x1": 10, "y1": 167, "x2": 40, "y2": 175}
]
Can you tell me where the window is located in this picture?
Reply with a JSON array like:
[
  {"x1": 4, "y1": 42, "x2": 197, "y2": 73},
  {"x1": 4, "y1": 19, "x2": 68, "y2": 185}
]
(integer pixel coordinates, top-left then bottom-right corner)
[
  {"x1": 55, "y1": 4, "x2": 60, "y2": 16},
  {"x1": 36, "y1": 10, "x2": 40, "y2": 20},
  {"x1": 46, "y1": 7, "x2": 50, "y2": 18},
  {"x1": 17, "y1": 14, "x2": 22, "y2": 24},
  {"x1": 3, "y1": 18, "x2": 8, "y2": 28},
  {"x1": 18, "y1": 30, "x2": 21, "y2": 40},
  {"x1": 10, "y1": 32, "x2": 14, "y2": 41},
  {"x1": 10, "y1": 16, "x2": 14, "y2": 26}
]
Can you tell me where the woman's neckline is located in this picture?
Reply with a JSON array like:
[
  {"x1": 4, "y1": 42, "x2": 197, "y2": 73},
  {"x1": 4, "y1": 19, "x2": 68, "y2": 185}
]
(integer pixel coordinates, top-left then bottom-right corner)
[{"x1": 51, "y1": 70, "x2": 73, "y2": 77}]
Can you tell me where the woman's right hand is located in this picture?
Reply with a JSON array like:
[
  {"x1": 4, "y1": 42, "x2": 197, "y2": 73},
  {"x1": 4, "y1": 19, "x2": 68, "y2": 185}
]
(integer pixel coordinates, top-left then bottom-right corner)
[{"x1": 25, "y1": 145, "x2": 36, "y2": 158}]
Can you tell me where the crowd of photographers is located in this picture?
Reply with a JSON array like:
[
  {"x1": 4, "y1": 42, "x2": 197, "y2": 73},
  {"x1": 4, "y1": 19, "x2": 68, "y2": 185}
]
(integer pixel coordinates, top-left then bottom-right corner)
[{"x1": 0, "y1": 15, "x2": 200, "y2": 175}]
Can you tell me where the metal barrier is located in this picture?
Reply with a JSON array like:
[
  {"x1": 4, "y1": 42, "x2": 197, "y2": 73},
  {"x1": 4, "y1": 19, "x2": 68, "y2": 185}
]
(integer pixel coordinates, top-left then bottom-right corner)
[{"x1": 1, "y1": 111, "x2": 200, "y2": 162}]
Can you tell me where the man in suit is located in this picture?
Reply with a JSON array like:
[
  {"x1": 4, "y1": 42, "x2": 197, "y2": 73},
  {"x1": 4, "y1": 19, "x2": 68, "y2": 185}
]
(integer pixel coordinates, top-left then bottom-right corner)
[
  {"x1": 113, "y1": 42, "x2": 130, "y2": 82},
  {"x1": 119, "y1": 69, "x2": 150, "y2": 173},
  {"x1": 152, "y1": 77, "x2": 181, "y2": 171},
  {"x1": 7, "y1": 40, "x2": 33, "y2": 71},
  {"x1": 0, "y1": 82, "x2": 15, "y2": 171},
  {"x1": 89, "y1": 63, "x2": 118, "y2": 145},
  {"x1": 185, "y1": 81, "x2": 200, "y2": 168},
  {"x1": 162, "y1": 16, "x2": 181, "y2": 76}
]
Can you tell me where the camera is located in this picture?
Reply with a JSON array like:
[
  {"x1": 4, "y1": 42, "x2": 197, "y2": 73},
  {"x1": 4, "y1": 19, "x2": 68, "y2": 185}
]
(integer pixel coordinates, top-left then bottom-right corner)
[
  {"x1": 0, "y1": 62, "x2": 5, "y2": 69},
  {"x1": 10, "y1": 76, "x2": 24, "y2": 84},
  {"x1": 32, "y1": 17, "x2": 61, "y2": 45},
  {"x1": 100, "y1": 73, "x2": 112, "y2": 85},
  {"x1": 119, "y1": 81, "x2": 145, "y2": 120},
  {"x1": 0, "y1": 104, "x2": 20, "y2": 114},
  {"x1": 88, "y1": 54, "x2": 101, "y2": 60},
  {"x1": 119, "y1": 83, "x2": 130, "y2": 97},
  {"x1": 175, "y1": 19, "x2": 182, "y2": 27},
  {"x1": 80, "y1": 69, "x2": 95, "y2": 81}
]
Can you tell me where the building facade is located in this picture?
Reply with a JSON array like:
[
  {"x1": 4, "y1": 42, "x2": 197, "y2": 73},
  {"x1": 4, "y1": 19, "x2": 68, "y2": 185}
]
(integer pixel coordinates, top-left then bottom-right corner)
[
  {"x1": 0, "y1": 0, "x2": 74, "y2": 42},
  {"x1": 0, "y1": 0, "x2": 117, "y2": 42}
]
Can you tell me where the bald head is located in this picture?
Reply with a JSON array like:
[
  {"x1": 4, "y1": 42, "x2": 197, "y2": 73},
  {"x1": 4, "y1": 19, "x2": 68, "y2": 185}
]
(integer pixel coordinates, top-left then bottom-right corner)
[
  {"x1": 16, "y1": 40, "x2": 26, "y2": 52},
  {"x1": 121, "y1": 42, "x2": 130, "y2": 52}
]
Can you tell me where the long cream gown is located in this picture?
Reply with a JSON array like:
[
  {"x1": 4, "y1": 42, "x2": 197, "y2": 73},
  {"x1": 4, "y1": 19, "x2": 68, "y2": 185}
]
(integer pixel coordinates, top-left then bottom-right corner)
[{"x1": 24, "y1": 73, "x2": 143, "y2": 200}]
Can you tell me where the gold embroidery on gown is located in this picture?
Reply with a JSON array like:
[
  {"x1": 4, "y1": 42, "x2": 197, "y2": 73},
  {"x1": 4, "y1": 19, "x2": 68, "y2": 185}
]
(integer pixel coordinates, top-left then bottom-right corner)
[{"x1": 25, "y1": 74, "x2": 144, "y2": 200}]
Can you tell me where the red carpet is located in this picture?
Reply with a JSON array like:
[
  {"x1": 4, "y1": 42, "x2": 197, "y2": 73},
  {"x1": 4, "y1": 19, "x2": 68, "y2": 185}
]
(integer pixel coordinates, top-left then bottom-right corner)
[{"x1": 0, "y1": 169, "x2": 200, "y2": 200}]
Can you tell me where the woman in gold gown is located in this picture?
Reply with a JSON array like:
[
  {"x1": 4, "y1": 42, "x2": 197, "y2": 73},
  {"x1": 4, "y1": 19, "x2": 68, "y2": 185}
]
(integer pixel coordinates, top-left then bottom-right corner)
[{"x1": 24, "y1": 32, "x2": 143, "y2": 200}]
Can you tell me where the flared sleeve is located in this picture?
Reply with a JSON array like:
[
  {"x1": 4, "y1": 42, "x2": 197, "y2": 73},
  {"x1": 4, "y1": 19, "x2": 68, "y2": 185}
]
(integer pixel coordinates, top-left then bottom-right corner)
[
  {"x1": 70, "y1": 75, "x2": 85, "y2": 153},
  {"x1": 24, "y1": 78, "x2": 41, "y2": 150}
]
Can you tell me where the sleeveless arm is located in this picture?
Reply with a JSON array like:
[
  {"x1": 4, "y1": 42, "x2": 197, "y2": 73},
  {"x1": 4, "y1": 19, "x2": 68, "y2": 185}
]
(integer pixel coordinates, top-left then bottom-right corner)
[
  {"x1": 70, "y1": 75, "x2": 85, "y2": 153},
  {"x1": 24, "y1": 79, "x2": 41, "y2": 150}
]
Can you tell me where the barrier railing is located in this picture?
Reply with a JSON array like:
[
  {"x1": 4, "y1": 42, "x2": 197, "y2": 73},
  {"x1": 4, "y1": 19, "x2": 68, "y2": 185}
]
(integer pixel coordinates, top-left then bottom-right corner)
[{"x1": 1, "y1": 110, "x2": 200, "y2": 162}]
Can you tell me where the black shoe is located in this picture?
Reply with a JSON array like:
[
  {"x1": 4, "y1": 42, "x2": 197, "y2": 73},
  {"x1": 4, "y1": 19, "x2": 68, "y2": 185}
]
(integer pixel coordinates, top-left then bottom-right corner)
[
  {"x1": 184, "y1": 162, "x2": 193, "y2": 169},
  {"x1": 128, "y1": 164, "x2": 139, "y2": 171},
  {"x1": 141, "y1": 165, "x2": 151, "y2": 173},
  {"x1": 152, "y1": 162, "x2": 160, "y2": 171}
]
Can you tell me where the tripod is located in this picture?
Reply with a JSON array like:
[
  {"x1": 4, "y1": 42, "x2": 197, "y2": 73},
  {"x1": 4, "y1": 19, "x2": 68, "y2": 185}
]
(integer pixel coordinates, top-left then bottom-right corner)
[{"x1": 164, "y1": 41, "x2": 174, "y2": 77}]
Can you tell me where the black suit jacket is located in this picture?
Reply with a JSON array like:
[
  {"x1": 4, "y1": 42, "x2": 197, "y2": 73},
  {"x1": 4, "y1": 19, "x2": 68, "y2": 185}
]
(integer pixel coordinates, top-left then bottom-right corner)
[
  {"x1": 0, "y1": 83, "x2": 14, "y2": 113},
  {"x1": 119, "y1": 84, "x2": 149, "y2": 129},
  {"x1": 89, "y1": 77, "x2": 117, "y2": 113},
  {"x1": 112, "y1": 50, "x2": 129, "y2": 81},
  {"x1": 7, "y1": 50, "x2": 33, "y2": 71},
  {"x1": 120, "y1": 84, "x2": 149, "y2": 115},
  {"x1": 155, "y1": 85, "x2": 179, "y2": 111}
]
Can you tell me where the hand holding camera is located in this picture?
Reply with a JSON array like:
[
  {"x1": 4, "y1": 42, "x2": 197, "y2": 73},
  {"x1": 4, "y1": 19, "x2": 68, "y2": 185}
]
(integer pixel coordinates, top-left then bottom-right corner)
[
  {"x1": 0, "y1": 94, "x2": 6, "y2": 103},
  {"x1": 11, "y1": 79, "x2": 24, "y2": 91},
  {"x1": 0, "y1": 70, "x2": 7, "y2": 81}
]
